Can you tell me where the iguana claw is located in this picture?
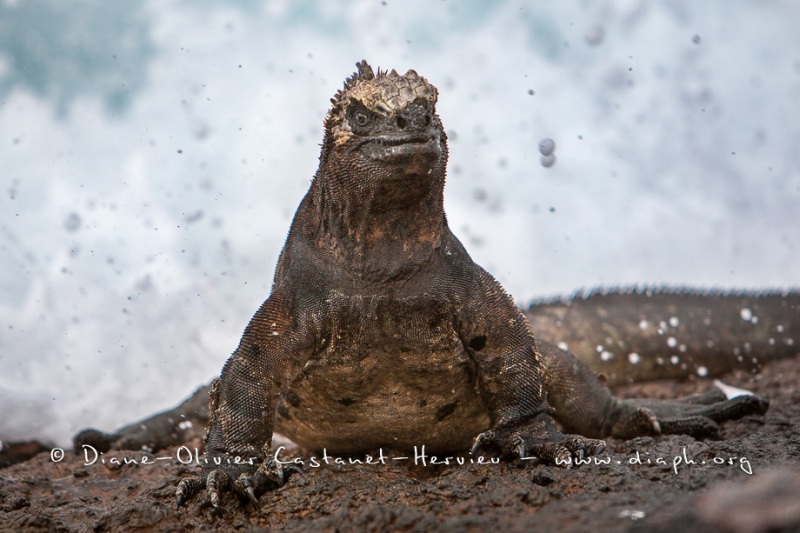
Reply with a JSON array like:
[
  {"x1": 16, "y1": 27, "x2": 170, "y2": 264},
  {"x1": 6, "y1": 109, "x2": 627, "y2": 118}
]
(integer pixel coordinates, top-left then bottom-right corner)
[
  {"x1": 233, "y1": 473, "x2": 260, "y2": 508},
  {"x1": 176, "y1": 477, "x2": 202, "y2": 509},
  {"x1": 175, "y1": 454, "x2": 302, "y2": 509},
  {"x1": 470, "y1": 430, "x2": 495, "y2": 456},
  {"x1": 470, "y1": 426, "x2": 604, "y2": 466},
  {"x1": 207, "y1": 469, "x2": 230, "y2": 509}
]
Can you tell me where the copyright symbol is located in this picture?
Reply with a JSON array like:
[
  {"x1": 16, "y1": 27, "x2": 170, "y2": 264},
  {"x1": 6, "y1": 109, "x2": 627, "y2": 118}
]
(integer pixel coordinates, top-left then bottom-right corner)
[{"x1": 50, "y1": 448, "x2": 65, "y2": 462}]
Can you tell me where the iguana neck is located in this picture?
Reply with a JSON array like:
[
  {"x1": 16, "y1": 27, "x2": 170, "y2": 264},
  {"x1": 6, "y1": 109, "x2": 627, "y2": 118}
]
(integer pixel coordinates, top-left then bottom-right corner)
[{"x1": 305, "y1": 156, "x2": 447, "y2": 282}]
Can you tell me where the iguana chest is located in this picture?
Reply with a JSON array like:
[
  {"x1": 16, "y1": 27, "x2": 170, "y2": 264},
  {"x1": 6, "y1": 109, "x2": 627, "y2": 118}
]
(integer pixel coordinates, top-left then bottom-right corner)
[{"x1": 273, "y1": 291, "x2": 491, "y2": 454}]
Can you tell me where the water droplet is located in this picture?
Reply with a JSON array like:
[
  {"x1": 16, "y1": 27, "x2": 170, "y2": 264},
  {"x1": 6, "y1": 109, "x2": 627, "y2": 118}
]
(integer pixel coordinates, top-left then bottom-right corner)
[
  {"x1": 697, "y1": 366, "x2": 708, "y2": 377},
  {"x1": 670, "y1": 355, "x2": 680, "y2": 365},
  {"x1": 628, "y1": 352, "x2": 640, "y2": 365},
  {"x1": 64, "y1": 212, "x2": 82, "y2": 232},
  {"x1": 667, "y1": 337, "x2": 678, "y2": 348},
  {"x1": 669, "y1": 317, "x2": 680, "y2": 327},
  {"x1": 539, "y1": 138, "x2": 556, "y2": 156},
  {"x1": 540, "y1": 154, "x2": 556, "y2": 168},
  {"x1": 638, "y1": 320, "x2": 649, "y2": 330},
  {"x1": 558, "y1": 342, "x2": 569, "y2": 351},
  {"x1": 601, "y1": 351, "x2": 614, "y2": 361},
  {"x1": 740, "y1": 308, "x2": 752, "y2": 321},
  {"x1": 585, "y1": 25, "x2": 605, "y2": 46}
]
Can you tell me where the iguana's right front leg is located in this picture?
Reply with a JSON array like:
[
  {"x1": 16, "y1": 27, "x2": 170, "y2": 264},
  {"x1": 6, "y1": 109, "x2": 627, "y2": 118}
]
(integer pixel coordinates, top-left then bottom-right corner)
[
  {"x1": 539, "y1": 341, "x2": 769, "y2": 440},
  {"x1": 176, "y1": 292, "x2": 315, "y2": 510}
]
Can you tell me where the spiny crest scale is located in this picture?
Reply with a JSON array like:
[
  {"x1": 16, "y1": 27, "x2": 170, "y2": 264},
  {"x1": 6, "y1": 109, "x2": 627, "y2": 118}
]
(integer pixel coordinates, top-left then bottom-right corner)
[{"x1": 326, "y1": 59, "x2": 438, "y2": 133}]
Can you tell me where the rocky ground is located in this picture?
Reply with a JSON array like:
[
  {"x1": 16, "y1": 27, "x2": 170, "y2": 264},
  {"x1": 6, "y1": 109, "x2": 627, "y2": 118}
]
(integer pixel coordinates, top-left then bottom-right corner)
[{"x1": 2, "y1": 355, "x2": 799, "y2": 533}]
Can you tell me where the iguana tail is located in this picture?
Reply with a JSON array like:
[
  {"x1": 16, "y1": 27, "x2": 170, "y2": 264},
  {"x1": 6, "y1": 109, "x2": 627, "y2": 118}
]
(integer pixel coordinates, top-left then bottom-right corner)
[{"x1": 525, "y1": 287, "x2": 800, "y2": 387}]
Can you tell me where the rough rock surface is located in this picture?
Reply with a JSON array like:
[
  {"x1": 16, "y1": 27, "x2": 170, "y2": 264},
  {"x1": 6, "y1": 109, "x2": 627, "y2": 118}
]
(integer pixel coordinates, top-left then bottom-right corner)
[{"x1": 3, "y1": 355, "x2": 798, "y2": 532}]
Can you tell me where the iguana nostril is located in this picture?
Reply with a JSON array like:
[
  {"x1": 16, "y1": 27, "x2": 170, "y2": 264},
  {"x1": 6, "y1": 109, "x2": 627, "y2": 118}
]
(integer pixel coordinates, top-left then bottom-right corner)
[{"x1": 397, "y1": 115, "x2": 407, "y2": 129}]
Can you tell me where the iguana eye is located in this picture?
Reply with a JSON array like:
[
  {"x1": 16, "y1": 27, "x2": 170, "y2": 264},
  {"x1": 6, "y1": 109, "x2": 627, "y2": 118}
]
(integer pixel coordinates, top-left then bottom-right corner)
[{"x1": 354, "y1": 111, "x2": 370, "y2": 127}]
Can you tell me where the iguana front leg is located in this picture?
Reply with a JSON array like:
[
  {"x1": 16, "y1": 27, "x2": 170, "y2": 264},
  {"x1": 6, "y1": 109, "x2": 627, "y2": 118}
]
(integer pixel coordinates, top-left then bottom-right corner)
[
  {"x1": 538, "y1": 341, "x2": 769, "y2": 440},
  {"x1": 176, "y1": 291, "x2": 315, "y2": 509},
  {"x1": 464, "y1": 270, "x2": 605, "y2": 464}
]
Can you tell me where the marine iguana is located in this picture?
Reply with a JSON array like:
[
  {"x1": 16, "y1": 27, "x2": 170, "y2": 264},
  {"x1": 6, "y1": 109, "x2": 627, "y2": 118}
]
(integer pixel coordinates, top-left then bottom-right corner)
[{"x1": 73, "y1": 61, "x2": 795, "y2": 509}]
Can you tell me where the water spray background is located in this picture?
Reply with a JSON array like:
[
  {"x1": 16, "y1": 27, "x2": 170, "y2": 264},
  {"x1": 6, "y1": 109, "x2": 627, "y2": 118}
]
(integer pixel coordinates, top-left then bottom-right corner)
[{"x1": 1, "y1": 0, "x2": 798, "y2": 445}]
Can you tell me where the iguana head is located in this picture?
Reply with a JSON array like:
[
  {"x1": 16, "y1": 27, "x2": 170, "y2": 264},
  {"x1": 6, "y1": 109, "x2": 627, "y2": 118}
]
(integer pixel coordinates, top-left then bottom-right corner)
[
  {"x1": 322, "y1": 60, "x2": 446, "y2": 177},
  {"x1": 303, "y1": 61, "x2": 449, "y2": 280}
]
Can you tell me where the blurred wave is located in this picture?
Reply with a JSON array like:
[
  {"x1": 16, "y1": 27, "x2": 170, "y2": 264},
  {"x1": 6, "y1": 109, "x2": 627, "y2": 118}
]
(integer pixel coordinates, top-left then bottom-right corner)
[{"x1": 0, "y1": 0, "x2": 154, "y2": 117}]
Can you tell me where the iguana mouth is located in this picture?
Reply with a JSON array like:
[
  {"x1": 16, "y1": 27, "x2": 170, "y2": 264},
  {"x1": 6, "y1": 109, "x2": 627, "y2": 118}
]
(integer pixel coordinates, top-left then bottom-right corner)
[{"x1": 358, "y1": 134, "x2": 440, "y2": 161}]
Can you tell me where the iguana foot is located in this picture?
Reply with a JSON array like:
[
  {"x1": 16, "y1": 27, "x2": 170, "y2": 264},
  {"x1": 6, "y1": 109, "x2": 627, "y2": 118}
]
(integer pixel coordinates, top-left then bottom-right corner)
[
  {"x1": 471, "y1": 415, "x2": 605, "y2": 467},
  {"x1": 608, "y1": 390, "x2": 769, "y2": 440},
  {"x1": 176, "y1": 455, "x2": 301, "y2": 510}
]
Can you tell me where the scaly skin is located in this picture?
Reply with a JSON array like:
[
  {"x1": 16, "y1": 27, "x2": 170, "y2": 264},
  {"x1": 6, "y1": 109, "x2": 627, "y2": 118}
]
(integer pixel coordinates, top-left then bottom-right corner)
[
  {"x1": 172, "y1": 60, "x2": 608, "y2": 509},
  {"x1": 526, "y1": 287, "x2": 799, "y2": 386},
  {"x1": 74, "y1": 287, "x2": 795, "y2": 452},
  {"x1": 72, "y1": 61, "x2": 784, "y2": 510}
]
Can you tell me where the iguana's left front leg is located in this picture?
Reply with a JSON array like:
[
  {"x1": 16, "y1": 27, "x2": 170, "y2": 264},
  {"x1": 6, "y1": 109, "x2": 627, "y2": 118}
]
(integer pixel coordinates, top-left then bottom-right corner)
[
  {"x1": 538, "y1": 341, "x2": 769, "y2": 440},
  {"x1": 464, "y1": 270, "x2": 605, "y2": 464}
]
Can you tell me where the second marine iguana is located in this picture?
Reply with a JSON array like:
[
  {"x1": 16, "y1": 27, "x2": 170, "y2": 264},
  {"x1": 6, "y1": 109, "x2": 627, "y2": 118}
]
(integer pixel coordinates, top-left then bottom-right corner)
[{"x1": 73, "y1": 61, "x2": 794, "y2": 509}]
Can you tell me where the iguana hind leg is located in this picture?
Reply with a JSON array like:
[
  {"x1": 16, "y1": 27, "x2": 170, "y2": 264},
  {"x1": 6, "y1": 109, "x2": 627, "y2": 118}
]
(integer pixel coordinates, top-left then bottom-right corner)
[{"x1": 539, "y1": 341, "x2": 769, "y2": 440}]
